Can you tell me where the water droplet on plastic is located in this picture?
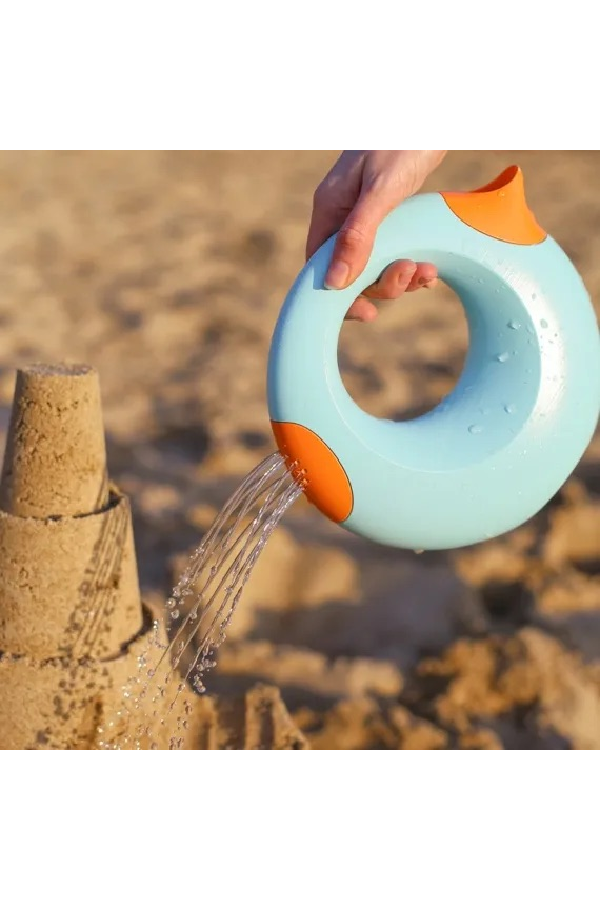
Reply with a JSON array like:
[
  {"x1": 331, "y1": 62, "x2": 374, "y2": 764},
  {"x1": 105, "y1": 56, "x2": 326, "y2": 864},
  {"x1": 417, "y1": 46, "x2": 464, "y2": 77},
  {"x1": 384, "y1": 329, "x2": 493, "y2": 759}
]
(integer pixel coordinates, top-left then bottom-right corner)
[
  {"x1": 496, "y1": 352, "x2": 509, "y2": 363},
  {"x1": 166, "y1": 598, "x2": 176, "y2": 609},
  {"x1": 171, "y1": 609, "x2": 180, "y2": 620},
  {"x1": 504, "y1": 404, "x2": 516, "y2": 414},
  {"x1": 540, "y1": 318, "x2": 548, "y2": 329},
  {"x1": 468, "y1": 424, "x2": 483, "y2": 434},
  {"x1": 507, "y1": 320, "x2": 521, "y2": 330}
]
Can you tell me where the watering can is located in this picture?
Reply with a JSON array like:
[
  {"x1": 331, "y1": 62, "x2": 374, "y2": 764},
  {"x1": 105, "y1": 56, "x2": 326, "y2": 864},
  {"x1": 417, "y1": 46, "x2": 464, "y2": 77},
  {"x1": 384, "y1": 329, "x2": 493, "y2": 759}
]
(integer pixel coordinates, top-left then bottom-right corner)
[{"x1": 267, "y1": 165, "x2": 600, "y2": 550}]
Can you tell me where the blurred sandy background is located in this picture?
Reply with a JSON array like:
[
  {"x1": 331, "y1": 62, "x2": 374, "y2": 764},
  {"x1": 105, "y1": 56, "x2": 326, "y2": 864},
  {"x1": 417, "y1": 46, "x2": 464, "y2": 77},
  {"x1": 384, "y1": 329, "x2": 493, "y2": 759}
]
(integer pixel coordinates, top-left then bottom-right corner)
[{"x1": 0, "y1": 150, "x2": 599, "y2": 750}]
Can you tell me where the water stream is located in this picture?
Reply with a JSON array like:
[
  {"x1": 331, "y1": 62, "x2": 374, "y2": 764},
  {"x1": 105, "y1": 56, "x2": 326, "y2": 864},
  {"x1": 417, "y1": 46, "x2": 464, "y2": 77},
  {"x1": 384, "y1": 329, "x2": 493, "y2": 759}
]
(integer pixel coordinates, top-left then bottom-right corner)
[{"x1": 99, "y1": 452, "x2": 303, "y2": 749}]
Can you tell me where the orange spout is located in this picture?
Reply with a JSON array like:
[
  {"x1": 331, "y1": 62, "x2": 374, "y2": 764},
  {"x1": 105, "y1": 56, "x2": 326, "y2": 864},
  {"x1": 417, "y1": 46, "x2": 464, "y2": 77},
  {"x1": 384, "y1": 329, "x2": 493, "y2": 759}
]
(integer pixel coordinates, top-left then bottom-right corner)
[
  {"x1": 271, "y1": 421, "x2": 354, "y2": 524},
  {"x1": 440, "y1": 165, "x2": 546, "y2": 245}
]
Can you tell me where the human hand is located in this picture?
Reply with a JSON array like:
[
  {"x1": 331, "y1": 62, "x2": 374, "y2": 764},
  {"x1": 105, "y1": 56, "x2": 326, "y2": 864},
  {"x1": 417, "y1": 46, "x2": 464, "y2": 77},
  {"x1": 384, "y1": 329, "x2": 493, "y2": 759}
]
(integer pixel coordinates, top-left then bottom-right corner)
[{"x1": 306, "y1": 150, "x2": 447, "y2": 321}]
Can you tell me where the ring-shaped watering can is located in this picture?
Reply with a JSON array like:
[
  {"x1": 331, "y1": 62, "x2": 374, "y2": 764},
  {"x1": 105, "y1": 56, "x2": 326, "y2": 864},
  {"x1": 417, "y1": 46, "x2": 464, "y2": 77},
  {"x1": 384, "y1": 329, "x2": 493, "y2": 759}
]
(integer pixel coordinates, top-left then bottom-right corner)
[{"x1": 267, "y1": 166, "x2": 600, "y2": 550}]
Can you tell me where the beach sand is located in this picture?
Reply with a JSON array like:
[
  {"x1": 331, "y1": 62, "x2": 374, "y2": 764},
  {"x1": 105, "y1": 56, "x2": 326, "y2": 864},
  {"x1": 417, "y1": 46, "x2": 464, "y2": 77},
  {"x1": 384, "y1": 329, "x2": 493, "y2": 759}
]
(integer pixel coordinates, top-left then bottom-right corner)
[{"x1": 0, "y1": 150, "x2": 598, "y2": 749}]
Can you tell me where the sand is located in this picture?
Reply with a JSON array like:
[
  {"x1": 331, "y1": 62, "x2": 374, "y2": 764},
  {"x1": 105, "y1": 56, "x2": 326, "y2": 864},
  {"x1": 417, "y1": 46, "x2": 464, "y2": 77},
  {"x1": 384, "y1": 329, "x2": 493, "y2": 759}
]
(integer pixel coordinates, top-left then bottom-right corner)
[{"x1": 0, "y1": 150, "x2": 598, "y2": 749}]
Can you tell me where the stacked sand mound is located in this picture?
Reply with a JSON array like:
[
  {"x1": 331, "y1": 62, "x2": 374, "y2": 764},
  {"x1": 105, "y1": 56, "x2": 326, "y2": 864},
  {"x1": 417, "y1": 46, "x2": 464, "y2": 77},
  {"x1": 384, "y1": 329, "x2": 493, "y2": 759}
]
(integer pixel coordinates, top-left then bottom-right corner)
[
  {"x1": 0, "y1": 364, "x2": 306, "y2": 750},
  {"x1": 0, "y1": 365, "x2": 150, "y2": 748}
]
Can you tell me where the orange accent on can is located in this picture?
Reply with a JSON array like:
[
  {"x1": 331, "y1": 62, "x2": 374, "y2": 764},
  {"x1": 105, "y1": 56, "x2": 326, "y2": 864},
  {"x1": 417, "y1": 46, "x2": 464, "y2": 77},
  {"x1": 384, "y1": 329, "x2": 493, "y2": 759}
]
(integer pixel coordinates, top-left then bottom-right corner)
[
  {"x1": 440, "y1": 165, "x2": 546, "y2": 245},
  {"x1": 271, "y1": 420, "x2": 354, "y2": 524}
]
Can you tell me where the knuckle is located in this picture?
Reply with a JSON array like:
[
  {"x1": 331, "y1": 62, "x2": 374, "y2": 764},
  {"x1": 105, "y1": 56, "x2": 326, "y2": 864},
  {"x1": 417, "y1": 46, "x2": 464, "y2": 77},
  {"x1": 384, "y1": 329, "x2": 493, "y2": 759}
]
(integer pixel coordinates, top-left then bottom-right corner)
[
  {"x1": 363, "y1": 173, "x2": 388, "y2": 195},
  {"x1": 337, "y1": 223, "x2": 368, "y2": 253}
]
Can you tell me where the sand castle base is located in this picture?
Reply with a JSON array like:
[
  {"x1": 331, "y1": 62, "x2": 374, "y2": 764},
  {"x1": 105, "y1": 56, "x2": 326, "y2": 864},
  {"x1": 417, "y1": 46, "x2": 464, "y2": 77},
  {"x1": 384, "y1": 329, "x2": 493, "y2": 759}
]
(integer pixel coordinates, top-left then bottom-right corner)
[{"x1": 0, "y1": 612, "x2": 154, "y2": 749}]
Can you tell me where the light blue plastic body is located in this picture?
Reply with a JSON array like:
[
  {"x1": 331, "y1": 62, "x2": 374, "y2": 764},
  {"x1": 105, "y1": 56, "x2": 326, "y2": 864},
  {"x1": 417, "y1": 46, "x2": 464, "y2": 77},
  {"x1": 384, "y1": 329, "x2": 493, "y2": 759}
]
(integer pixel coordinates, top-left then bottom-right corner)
[{"x1": 267, "y1": 190, "x2": 600, "y2": 550}]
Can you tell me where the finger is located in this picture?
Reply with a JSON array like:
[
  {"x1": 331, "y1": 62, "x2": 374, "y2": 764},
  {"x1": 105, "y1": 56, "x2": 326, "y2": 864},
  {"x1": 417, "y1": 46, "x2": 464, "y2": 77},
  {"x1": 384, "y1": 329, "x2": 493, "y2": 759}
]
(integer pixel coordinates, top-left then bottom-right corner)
[
  {"x1": 344, "y1": 296, "x2": 378, "y2": 322},
  {"x1": 306, "y1": 203, "x2": 348, "y2": 261},
  {"x1": 405, "y1": 262, "x2": 439, "y2": 292},
  {"x1": 324, "y1": 188, "x2": 395, "y2": 291},
  {"x1": 362, "y1": 260, "x2": 417, "y2": 300}
]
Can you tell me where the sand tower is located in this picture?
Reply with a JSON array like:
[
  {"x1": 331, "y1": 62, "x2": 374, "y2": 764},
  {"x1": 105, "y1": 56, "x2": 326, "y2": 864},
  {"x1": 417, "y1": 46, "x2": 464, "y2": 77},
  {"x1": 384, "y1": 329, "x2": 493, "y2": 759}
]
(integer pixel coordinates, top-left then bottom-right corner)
[
  {"x1": 0, "y1": 363, "x2": 308, "y2": 750},
  {"x1": 0, "y1": 364, "x2": 150, "y2": 749}
]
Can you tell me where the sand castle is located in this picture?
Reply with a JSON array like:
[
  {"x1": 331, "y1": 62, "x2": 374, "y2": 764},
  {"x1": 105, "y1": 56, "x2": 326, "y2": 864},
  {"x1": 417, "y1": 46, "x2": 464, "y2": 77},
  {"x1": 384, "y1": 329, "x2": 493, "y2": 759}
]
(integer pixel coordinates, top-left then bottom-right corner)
[{"x1": 0, "y1": 363, "x2": 305, "y2": 750}]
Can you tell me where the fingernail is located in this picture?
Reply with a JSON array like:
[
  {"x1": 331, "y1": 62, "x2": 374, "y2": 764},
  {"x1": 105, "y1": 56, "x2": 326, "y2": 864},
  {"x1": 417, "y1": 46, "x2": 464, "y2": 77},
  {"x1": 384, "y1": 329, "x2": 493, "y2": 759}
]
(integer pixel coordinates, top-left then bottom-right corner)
[{"x1": 325, "y1": 261, "x2": 350, "y2": 290}]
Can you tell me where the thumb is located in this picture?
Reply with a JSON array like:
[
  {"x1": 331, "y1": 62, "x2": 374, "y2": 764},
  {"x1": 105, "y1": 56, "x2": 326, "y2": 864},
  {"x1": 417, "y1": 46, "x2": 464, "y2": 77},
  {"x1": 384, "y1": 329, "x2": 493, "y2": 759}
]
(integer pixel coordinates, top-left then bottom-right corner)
[{"x1": 324, "y1": 188, "x2": 398, "y2": 290}]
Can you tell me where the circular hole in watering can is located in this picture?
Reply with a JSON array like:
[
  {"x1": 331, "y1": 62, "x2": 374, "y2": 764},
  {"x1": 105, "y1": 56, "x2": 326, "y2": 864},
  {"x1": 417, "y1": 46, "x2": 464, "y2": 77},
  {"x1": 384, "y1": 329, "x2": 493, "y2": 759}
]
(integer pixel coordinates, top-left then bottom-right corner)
[{"x1": 337, "y1": 281, "x2": 468, "y2": 421}]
